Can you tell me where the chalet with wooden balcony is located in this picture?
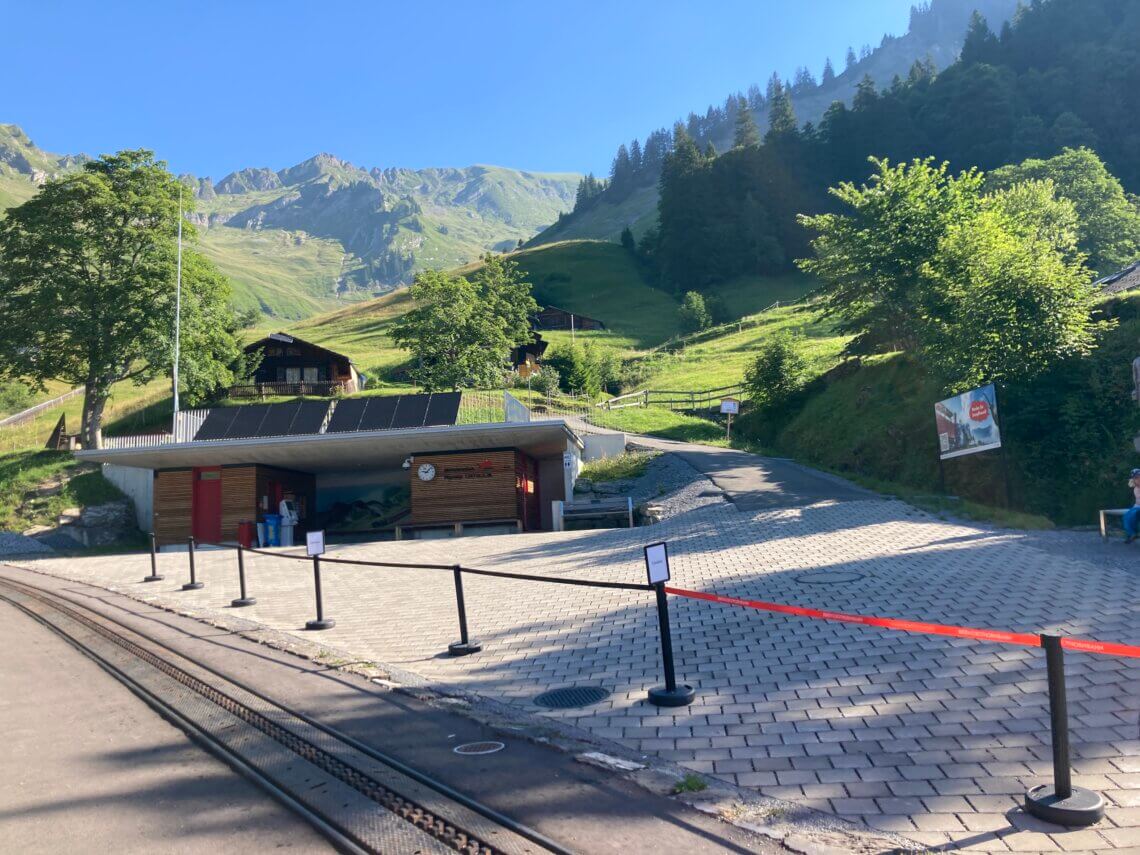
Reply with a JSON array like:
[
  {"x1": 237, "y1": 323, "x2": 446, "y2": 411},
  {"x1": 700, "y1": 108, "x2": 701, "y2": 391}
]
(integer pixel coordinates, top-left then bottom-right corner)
[{"x1": 231, "y1": 333, "x2": 364, "y2": 398}]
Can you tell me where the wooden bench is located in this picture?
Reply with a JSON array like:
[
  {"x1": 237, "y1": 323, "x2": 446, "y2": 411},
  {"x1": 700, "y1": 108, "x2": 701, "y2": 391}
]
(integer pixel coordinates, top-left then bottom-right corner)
[
  {"x1": 1099, "y1": 508, "x2": 1130, "y2": 540},
  {"x1": 394, "y1": 518, "x2": 523, "y2": 540},
  {"x1": 552, "y1": 498, "x2": 634, "y2": 531}
]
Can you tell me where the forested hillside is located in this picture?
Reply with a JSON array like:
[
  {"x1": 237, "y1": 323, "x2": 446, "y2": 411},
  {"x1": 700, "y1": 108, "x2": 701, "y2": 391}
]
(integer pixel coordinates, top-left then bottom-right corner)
[
  {"x1": 642, "y1": 0, "x2": 1140, "y2": 297},
  {"x1": 535, "y1": 0, "x2": 1019, "y2": 245}
]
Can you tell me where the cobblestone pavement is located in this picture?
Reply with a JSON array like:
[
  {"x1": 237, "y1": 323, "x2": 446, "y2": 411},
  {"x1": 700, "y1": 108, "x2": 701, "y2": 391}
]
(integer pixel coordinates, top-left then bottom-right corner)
[{"x1": 9, "y1": 496, "x2": 1140, "y2": 852}]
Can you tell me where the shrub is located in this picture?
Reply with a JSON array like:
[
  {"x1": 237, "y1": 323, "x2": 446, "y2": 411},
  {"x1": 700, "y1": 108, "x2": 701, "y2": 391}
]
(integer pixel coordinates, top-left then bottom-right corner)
[
  {"x1": 744, "y1": 333, "x2": 807, "y2": 409},
  {"x1": 678, "y1": 291, "x2": 712, "y2": 333}
]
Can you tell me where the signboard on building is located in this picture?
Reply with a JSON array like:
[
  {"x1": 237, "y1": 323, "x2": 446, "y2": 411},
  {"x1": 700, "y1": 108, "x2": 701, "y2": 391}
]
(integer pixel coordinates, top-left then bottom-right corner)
[{"x1": 934, "y1": 384, "x2": 1001, "y2": 460}]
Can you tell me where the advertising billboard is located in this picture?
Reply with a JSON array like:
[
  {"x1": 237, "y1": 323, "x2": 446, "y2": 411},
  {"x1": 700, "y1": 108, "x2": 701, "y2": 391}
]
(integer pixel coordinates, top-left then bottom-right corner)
[{"x1": 934, "y1": 383, "x2": 1001, "y2": 460}]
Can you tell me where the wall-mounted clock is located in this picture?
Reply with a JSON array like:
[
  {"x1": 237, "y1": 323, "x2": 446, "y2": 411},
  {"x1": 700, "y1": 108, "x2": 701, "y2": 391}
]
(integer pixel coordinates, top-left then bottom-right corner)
[{"x1": 417, "y1": 462, "x2": 436, "y2": 481}]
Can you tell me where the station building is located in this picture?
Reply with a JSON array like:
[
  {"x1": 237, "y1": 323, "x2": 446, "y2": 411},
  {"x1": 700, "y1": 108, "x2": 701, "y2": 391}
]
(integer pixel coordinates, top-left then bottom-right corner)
[{"x1": 82, "y1": 393, "x2": 595, "y2": 547}]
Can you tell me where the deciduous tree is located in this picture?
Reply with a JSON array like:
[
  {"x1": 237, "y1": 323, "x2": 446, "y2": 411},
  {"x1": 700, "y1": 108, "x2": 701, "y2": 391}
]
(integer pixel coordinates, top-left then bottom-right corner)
[
  {"x1": 0, "y1": 150, "x2": 245, "y2": 447},
  {"x1": 390, "y1": 255, "x2": 537, "y2": 391}
]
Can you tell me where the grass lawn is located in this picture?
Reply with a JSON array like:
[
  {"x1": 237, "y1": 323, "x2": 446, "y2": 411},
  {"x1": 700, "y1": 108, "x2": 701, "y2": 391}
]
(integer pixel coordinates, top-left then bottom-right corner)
[
  {"x1": 0, "y1": 450, "x2": 124, "y2": 531},
  {"x1": 629, "y1": 303, "x2": 848, "y2": 393},
  {"x1": 580, "y1": 451, "x2": 658, "y2": 482},
  {"x1": 705, "y1": 271, "x2": 817, "y2": 319},
  {"x1": 506, "y1": 240, "x2": 680, "y2": 348}
]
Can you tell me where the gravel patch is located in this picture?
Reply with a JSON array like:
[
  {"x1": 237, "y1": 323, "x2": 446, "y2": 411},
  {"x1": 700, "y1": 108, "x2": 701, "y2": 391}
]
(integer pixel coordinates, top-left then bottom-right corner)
[
  {"x1": 625, "y1": 445, "x2": 729, "y2": 520},
  {"x1": 0, "y1": 531, "x2": 55, "y2": 556}
]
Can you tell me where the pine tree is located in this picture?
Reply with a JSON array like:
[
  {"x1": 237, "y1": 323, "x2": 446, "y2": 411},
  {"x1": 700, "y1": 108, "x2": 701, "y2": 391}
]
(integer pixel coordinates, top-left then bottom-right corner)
[
  {"x1": 610, "y1": 144, "x2": 633, "y2": 192},
  {"x1": 629, "y1": 138, "x2": 643, "y2": 174},
  {"x1": 845, "y1": 46, "x2": 857, "y2": 69},
  {"x1": 747, "y1": 83, "x2": 764, "y2": 110},
  {"x1": 793, "y1": 66, "x2": 817, "y2": 90},
  {"x1": 960, "y1": 11, "x2": 999, "y2": 64},
  {"x1": 733, "y1": 105, "x2": 761, "y2": 148},
  {"x1": 822, "y1": 57, "x2": 836, "y2": 85},
  {"x1": 765, "y1": 79, "x2": 798, "y2": 137}
]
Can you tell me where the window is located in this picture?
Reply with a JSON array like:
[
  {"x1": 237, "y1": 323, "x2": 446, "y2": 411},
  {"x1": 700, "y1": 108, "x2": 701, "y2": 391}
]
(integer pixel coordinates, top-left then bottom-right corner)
[
  {"x1": 265, "y1": 346, "x2": 283, "y2": 357},
  {"x1": 285, "y1": 367, "x2": 301, "y2": 383},
  {"x1": 303, "y1": 367, "x2": 318, "y2": 383}
]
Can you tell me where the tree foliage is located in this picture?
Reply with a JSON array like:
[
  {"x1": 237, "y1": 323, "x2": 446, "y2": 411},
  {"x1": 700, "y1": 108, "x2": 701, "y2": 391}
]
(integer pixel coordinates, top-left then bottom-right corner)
[
  {"x1": 987, "y1": 147, "x2": 1140, "y2": 274},
  {"x1": 799, "y1": 158, "x2": 984, "y2": 354},
  {"x1": 678, "y1": 291, "x2": 712, "y2": 333},
  {"x1": 744, "y1": 333, "x2": 807, "y2": 410},
  {"x1": 0, "y1": 150, "x2": 245, "y2": 447},
  {"x1": 801, "y1": 157, "x2": 1109, "y2": 390},
  {"x1": 390, "y1": 255, "x2": 537, "y2": 391}
]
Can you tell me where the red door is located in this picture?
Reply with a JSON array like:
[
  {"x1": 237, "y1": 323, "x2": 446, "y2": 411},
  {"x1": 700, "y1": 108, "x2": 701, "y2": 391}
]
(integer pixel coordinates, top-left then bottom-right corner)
[{"x1": 192, "y1": 467, "x2": 222, "y2": 543}]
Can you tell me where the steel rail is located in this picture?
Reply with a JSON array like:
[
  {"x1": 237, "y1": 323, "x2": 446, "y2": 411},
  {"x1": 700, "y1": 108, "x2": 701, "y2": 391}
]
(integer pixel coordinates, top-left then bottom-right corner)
[{"x1": 0, "y1": 572, "x2": 571, "y2": 855}]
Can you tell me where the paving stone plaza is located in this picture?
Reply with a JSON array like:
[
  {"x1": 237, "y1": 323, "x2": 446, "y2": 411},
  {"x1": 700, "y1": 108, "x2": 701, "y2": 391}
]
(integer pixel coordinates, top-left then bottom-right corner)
[{"x1": 9, "y1": 493, "x2": 1140, "y2": 852}]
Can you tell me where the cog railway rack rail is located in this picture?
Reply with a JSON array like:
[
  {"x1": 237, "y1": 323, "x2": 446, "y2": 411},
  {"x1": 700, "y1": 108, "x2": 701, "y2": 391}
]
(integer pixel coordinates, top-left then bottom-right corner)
[{"x1": 0, "y1": 573, "x2": 566, "y2": 855}]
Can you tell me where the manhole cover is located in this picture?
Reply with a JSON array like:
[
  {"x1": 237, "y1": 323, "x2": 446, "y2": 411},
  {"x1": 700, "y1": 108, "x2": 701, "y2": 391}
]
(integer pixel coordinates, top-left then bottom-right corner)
[
  {"x1": 795, "y1": 570, "x2": 865, "y2": 586},
  {"x1": 453, "y1": 741, "x2": 505, "y2": 755},
  {"x1": 533, "y1": 686, "x2": 611, "y2": 709}
]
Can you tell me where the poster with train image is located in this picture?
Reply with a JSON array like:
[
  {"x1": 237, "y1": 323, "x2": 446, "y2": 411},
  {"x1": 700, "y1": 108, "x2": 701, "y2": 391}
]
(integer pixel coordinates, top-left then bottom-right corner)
[{"x1": 934, "y1": 383, "x2": 1002, "y2": 461}]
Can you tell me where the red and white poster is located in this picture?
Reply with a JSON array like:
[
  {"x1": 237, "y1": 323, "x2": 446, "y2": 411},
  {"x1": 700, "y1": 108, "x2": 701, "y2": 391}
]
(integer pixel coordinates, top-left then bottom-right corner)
[{"x1": 934, "y1": 383, "x2": 1002, "y2": 461}]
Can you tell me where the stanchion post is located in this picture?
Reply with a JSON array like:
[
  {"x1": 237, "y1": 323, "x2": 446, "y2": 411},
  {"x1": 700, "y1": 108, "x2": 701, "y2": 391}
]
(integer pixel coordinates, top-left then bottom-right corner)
[
  {"x1": 447, "y1": 565, "x2": 481, "y2": 656},
  {"x1": 181, "y1": 535, "x2": 204, "y2": 591},
  {"x1": 1024, "y1": 634, "x2": 1105, "y2": 826},
  {"x1": 647, "y1": 579, "x2": 694, "y2": 707},
  {"x1": 231, "y1": 545, "x2": 256, "y2": 607},
  {"x1": 143, "y1": 531, "x2": 163, "y2": 582},
  {"x1": 305, "y1": 555, "x2": 335, "y2": 630}
]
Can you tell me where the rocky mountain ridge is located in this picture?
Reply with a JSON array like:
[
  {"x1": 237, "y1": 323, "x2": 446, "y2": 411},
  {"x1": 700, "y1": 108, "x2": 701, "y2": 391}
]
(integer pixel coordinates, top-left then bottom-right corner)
[{"x1": 0, "y1": 124, "x2": 579, "y2": 316}]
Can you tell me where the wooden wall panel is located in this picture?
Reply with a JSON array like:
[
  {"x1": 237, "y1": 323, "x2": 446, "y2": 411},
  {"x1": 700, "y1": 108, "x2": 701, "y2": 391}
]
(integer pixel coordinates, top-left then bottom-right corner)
[
  {"x1": 410, "y1": 450, "x2": 521, "y2": 525},
  {"x1": 153, "y1": 469, "x2": 193, "y2": 546},
  {"x1": 220, "y1": 465, "x2": 257, "y2": 542}
]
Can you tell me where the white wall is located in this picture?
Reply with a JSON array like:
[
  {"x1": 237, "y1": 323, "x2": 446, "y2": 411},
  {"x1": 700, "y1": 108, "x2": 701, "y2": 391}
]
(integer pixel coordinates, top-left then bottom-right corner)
[
  {"x1": 582, "y1": 432, "x2": 626, "y2": 462},
  {"x1": 102, "y1": 463, "x2": 153, "y2": 532}
]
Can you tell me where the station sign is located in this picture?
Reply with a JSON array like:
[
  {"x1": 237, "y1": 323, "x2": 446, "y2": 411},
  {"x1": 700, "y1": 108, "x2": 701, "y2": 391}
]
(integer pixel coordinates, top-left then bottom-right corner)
[{"x1": 644, "y1": 541, "x2": 671, "y2": 585}]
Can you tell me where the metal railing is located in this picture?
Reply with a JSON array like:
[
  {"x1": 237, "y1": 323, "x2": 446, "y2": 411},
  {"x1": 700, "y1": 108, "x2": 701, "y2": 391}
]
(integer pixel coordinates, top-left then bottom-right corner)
[
  {"x1": 599, "y1": 384, "x2": 745, "y2": 413},
  {"x1": 227, "y1": 380, "x2": 356, "y2": 398}
]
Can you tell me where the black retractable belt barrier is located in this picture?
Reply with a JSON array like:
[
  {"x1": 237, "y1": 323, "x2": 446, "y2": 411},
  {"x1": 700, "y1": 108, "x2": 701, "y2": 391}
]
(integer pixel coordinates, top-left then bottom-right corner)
[
  {"x1": 648, "y1": 581, "x2": 694, "y2": 707},
  {"x1": 231, "y1": 545, "x2": 256, "y2": 607},
  {"x1": 1024, "y1": 634, "x2": 1105, "y2": 826},
  {"x1": 305, "y1": 555, "x2": 335, "y2": 630},
  {"x1": 182, "y1": 536, "x2": 204, "y2": 591},
  {"x1": 143, "y1": 532, "x2": 163, "y2": 582},
  {"x1": 447, "y1": 565, "x2": 481, "y2": 656}
]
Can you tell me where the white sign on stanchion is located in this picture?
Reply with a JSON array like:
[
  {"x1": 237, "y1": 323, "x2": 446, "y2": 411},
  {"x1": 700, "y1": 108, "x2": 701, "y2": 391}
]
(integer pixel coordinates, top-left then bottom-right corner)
[
  {"x1": 644, "y1": 541, "x2": 670, "y2": 585},
  {"x1": 306, "y1": 529, "x2": 326, "y2": 557},
  {"x1": 720, "y1": 397, "x2": 740, "y2": 441}
]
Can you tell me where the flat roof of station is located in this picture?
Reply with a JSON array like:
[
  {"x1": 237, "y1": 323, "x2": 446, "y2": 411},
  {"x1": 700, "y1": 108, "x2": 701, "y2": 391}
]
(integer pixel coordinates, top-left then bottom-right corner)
[{"x1": 78, "y1": 420, "x2": 582, "y2": 473}]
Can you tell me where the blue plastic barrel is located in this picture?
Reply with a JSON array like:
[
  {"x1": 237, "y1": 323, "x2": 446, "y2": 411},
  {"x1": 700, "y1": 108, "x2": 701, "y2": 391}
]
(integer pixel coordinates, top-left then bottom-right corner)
[{"x1": 263, "y1": 514, "x2": 281, "y2": 547}]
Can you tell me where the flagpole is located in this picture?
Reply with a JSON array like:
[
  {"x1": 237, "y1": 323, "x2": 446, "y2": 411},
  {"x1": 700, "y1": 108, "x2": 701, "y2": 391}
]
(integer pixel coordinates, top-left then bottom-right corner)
[{"x1": 173, "y1": 185, "x2": 184, "y2": 418}]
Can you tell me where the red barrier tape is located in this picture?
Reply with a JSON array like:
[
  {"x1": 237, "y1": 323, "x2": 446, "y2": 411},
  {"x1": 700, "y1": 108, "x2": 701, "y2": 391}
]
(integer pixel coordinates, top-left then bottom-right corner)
[{"x1": 664, "y1": 586, "x2": 1140, "y2": 658}]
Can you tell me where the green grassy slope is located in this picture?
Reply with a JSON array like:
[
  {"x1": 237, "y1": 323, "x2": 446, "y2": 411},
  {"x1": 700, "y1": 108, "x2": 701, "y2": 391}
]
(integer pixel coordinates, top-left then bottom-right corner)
[
  {"x1": 632, "y1": 303, "x2": 845, "y2": 391},
  {"x1": 508, "y1": 241, "x2": 679, "y2": 348},
  {"x1": 197, "y1": 228, "x2": 355, "y2": 319},
  {"x1": 738, "y1": 291, "x2": 1140, "y2": 525},
  {"x1": 531, "y1": 184, "x2": 659, "y2": 246}
]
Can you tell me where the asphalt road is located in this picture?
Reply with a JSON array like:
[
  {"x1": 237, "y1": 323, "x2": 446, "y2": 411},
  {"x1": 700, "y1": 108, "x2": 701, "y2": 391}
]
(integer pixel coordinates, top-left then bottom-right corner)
[
  {"x1": 0, "y1": 598, "x2": 333, "y2": 854},
  {"x1": 633, "y1": 434, "x2": 874, "y2": 510}
]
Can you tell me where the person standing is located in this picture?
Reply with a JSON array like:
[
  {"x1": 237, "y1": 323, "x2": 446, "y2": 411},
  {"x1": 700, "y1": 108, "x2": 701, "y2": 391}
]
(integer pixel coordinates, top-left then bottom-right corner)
[{"x1": 1125, "y1": 469, "x2": 1140, "y2": 544}]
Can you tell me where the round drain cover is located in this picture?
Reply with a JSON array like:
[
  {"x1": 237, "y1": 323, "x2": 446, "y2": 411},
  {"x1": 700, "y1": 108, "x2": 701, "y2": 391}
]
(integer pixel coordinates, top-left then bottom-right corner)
[
  {"x1": 795, "y1": 570, "x2": 864, "y2": 585},
  {"x1": 453, "y1": 741, "x2": 505, "y2": 755},
  {"x1": 533, "y1": 685, "x2": 611, "y2": 709}
]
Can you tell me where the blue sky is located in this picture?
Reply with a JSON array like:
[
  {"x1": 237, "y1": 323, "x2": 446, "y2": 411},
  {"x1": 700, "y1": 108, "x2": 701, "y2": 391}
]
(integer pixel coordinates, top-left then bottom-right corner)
[{"x1": 6, "y1": 1, "x2": 915, "y2": 178}]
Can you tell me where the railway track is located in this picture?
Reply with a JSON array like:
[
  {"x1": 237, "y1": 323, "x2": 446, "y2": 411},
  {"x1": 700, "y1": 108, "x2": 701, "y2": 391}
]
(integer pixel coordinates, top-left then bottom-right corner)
[{"x1": 0, "y1": 574, "x2": 567, "y2": 855}]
